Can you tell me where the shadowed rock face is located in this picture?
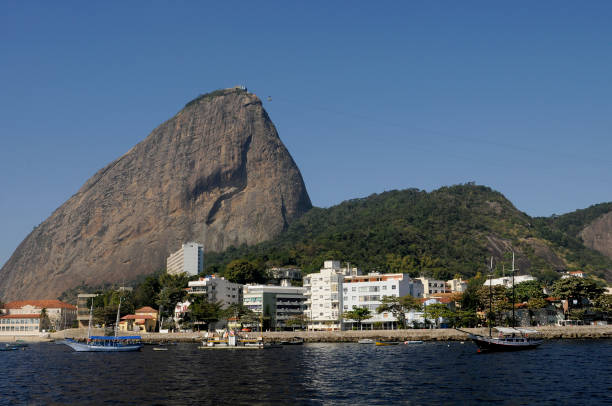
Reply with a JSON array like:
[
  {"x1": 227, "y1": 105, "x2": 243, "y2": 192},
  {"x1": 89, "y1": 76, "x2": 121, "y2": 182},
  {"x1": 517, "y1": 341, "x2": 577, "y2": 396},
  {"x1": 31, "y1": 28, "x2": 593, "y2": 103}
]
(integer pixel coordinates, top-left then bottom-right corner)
[
  {"x1": 580, "y1": 211, "x2": 612, "y2": 260},
  {"x1": 0, "y1": 88, "x2": 312, "y2": 300}
]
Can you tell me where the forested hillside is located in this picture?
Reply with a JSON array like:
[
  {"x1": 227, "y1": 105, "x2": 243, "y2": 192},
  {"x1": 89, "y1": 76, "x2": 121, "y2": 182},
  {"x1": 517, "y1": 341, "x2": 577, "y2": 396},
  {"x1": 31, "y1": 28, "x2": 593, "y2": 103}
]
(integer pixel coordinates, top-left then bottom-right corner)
[{"x1": 205, "y1": 184, "x2": 612, "y2": 284}]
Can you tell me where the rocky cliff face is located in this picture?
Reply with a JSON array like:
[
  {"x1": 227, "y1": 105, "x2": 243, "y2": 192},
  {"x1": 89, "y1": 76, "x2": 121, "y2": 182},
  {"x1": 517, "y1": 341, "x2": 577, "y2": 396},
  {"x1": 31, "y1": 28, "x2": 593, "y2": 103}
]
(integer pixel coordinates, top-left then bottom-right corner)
[
  {"x1": 0, "y1": 88, "x2": 312, "y2": 300},
  {"x1": 580, "y1": 211, "x2": 612, "y2": 260}
]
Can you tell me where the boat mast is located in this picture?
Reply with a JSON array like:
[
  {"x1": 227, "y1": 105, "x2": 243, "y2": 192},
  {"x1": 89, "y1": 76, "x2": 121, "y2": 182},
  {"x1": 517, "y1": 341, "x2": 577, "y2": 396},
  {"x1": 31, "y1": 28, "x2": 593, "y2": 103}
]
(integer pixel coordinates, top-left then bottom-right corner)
[
  {"x1": 511, "y1": 252, "x2": 516, "y2": 329},
  {"x1": 489, "y1": 257, "x2": 493, "y2": 338},
  {"x1": 114, "y1": 297, "x2": 122, "y2": 338},
  {"x1": 87, "y1": 300, "x2": 93, "y2": 339}
]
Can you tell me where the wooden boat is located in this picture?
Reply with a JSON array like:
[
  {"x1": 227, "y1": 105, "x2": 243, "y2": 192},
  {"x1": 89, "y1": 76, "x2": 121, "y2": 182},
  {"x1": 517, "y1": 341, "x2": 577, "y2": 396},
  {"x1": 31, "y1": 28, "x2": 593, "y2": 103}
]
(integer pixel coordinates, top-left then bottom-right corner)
[
  {"x1": 280, "y1": 337, "x2": 304, "y2": 345},
  {"x1": 465, "y1": 254, "x2": 544, "y2": 352},
  {"x1": 63, "y1": 298, "x2": 142, "y2": 352}
]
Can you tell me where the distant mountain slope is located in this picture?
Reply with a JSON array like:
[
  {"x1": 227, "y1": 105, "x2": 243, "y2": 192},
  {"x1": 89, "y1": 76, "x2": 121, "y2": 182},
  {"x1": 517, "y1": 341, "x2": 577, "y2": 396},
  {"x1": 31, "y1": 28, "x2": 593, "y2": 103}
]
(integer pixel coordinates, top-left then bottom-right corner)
[
  {"x1": 0, "y1": 88, "x2": 311, "y2": 300},
  {"x1": 206, "y1": 184, "x2": 612, "y2": 283},
  {"x1": 537, "y1": 202, "x2": 612, "y2": 262}
]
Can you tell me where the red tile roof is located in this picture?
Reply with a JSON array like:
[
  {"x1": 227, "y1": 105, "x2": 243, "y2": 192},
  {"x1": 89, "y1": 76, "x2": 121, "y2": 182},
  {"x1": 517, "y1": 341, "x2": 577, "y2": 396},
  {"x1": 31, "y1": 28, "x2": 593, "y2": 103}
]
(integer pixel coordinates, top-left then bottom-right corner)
[
  {"x1": 0, "y1": 314, "x2": 41, "y2": 319},
  {"x1": 2, "y1": 300, "x2": 76, "y2": 310},
  {"x1": 121, "y1": 314, "x2": 156, "y2": 320},
  {"x1": 135, "y1": 306, "x2": 157, "y2": 314}
]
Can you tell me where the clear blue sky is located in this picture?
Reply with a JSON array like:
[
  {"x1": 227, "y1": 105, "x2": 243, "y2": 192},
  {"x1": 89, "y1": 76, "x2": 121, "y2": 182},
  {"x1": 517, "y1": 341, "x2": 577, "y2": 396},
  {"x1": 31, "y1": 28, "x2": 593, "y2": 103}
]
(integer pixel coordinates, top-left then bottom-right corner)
[{"x1": 1, "y1": 2, "x2": 611, "y2": 267}]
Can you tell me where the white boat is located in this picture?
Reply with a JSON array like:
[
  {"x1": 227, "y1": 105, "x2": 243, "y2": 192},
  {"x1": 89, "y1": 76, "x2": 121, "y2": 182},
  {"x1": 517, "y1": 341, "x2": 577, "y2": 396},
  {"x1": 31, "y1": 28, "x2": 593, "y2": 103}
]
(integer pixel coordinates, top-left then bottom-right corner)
[
  {"x1": 357, "y1": 339, "x2": 374, "y2": 344},
  {"x1": 63, "y1": 298, "x2": 142, "y2": 352}
]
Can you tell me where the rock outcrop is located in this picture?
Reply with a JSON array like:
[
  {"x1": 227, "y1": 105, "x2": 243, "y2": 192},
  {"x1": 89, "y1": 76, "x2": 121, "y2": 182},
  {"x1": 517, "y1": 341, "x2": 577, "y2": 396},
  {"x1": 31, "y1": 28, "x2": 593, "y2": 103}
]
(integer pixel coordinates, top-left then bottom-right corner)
[
  {"x1": 580, "y1": 211, "x2": 612, "y2": 260},
  {"x1": 0, "y1": 88, "x2": 312, "y2": 300}
]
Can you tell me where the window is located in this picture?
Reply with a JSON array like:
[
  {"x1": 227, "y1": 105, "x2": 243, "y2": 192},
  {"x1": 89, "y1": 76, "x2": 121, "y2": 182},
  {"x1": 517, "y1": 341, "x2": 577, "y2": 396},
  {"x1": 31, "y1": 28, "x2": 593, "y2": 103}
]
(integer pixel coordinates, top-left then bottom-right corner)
[
  {"x1": 352, "y1": 287, "x2": 356, "y2": 292},
  {"x1": 382, "y1": 286, "x2": 387, "y2": 290},
  {"x1": 392, "y1": 285, "x2": 396, "y2": 289}
]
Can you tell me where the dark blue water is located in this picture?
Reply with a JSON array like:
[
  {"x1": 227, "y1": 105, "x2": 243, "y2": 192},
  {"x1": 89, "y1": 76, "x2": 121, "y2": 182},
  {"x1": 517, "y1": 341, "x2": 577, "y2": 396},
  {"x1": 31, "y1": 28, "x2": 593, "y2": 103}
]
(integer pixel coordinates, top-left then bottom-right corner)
[{"x1": 1, "y1": 340, "x2": 610, "y2": 405}]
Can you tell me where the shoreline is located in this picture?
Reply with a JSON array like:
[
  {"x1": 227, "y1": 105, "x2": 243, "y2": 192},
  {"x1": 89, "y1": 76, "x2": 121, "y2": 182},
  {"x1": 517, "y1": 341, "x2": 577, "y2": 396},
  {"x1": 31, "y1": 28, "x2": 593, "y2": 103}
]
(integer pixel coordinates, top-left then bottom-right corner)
[{"x1": 47, "y1": 325, "x2": 612, "y2": 343}]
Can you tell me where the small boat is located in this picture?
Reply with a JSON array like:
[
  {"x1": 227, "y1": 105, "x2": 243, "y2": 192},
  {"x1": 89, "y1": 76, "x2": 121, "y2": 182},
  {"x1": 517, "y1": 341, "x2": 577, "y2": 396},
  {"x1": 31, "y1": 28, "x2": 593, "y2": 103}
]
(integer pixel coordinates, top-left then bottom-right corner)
[
  {"x1": 152, "y1": 346, "x2": 168, "y2": 351},
  {"x1": 403, "y1": 340, "x2": 423, "y2": 344},
  {"x1": 0, "y1": 344, "x2": 19, "y2": 351},
  {"x1": 357, "y1": 338, "x2": 374, "y2": 344},
  {"x1": 375, "y1": 341, "x2": 400, "y2": 346},
  {"x1": 280, "y1": 337, "x2": 304, "y2": 345}
]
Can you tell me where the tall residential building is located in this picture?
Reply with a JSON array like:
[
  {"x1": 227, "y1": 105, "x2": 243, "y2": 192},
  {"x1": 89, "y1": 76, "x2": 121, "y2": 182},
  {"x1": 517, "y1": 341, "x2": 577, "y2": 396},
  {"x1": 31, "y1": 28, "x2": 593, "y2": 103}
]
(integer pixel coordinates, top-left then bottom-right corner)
[
  {"x1": 243, "y1": 285, "x2": 306, "y2": 330},
  {"x1": 304, "y1": 260, "x2": 361, "y2": 331},
  {"x1": 186, "y1": 275, "x2": 243, "y2": 308},
  {"x1": 343, "y1": 273, "x2": 424, "y2": 329},
  {"x1": 166, "y1": 242, "x2": 204, "y2": 276}
]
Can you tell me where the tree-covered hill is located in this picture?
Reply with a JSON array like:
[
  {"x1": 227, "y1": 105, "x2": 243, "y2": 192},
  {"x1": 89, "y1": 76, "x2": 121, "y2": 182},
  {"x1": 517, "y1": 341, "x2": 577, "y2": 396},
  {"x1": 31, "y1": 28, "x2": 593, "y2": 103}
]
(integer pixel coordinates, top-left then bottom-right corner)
[{"x1": 205, "y1": 184, "x2": 612, "y2": 284}]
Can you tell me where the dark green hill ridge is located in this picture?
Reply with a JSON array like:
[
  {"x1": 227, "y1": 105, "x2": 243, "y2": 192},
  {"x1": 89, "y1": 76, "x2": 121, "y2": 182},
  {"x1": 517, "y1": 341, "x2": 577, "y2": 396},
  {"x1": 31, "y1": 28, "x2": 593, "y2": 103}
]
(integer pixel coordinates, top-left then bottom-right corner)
[{"x1": 205, "y1": 184, "x2": 612, "y2": 284}]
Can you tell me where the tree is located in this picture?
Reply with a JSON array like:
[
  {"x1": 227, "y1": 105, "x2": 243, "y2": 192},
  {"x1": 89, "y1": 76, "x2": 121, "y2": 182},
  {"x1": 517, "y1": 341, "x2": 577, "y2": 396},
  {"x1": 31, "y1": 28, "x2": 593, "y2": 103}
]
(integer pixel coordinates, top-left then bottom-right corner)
[
  {"x1": 551, "y1": 278, "x2": 605, "y2": 315},
  {"x1": 39, "y1": 308, "x2": 52, "y2": 332},
  {"x1": 342, "y1": 307, "x2": 372, "y2": 330},
  {"x1": 156, "y1": 273, "x2": 189, "y2": 319},
  {"x1": 376, "y1": 295, "x2": 422, "y2": 329},
  {"x1": 186, "y1": 296, "x2": 223, "y2": 331},
  {"x1": 285, "y1": 314, "x2": 308, "y2": 331},
  {"x1": 134, "y1": 275, "x2": 161, "y2": 308},
  {"x1": 513, "y1": 280, "x2": 545, "y2": 303},
  {"x1": 225, "y1": 259, "x2": 267, "y2": 285},
  {"x1": 422, "y1": 303, "x2": 451, "y2": 328}
]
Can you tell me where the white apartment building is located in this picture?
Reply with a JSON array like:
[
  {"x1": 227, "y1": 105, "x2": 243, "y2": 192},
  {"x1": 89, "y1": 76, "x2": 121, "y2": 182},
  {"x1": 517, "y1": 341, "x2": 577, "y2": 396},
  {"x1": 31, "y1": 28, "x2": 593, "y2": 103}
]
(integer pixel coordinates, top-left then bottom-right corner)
[
  {"x1": 304, "y1": 260, "x2": 361, "y2": 331},
  {"x1": 167, "y1": 242, "x2": 204, "y2": 276},
  {"x1": 186, "y1": 275, "x2": 243, "y2": 308},
  {"x1": 343, "y1": 273, "x2": 424, "y2": 329},
  {"x1": 416, "y1": 277, "x2": 451, "y2": 297},
  {"x1": 484, "y1": 275, "x2": 536, "y2": 288},
  {"x1": 243, "y1": 285, "x2": 306, "y2": 330}
]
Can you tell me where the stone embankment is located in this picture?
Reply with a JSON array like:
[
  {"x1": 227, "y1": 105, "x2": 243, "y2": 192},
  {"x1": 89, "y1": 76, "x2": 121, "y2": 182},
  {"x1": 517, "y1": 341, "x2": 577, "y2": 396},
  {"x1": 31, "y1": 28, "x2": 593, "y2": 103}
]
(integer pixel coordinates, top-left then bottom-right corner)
[{"x1": 50, "y1": 325, "x2": 612, "y2": 343}]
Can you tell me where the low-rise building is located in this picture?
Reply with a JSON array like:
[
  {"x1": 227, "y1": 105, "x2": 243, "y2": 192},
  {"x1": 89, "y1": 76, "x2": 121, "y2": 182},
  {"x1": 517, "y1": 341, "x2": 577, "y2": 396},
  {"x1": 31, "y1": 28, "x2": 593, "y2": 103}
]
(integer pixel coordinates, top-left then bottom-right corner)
[
  {"x1": 77, "y1": 293, "x2": 99, "y2": 328},
  {"x1": 267, "y1": 267, "x2": 302, "y2": 286},
  {"x1": 446, "y1": 278, "x2": 468, "y2": 293},
  {"x1": 119, "y1": 306, "x2": 158, "y2": 333},
  {"x1": 561, "y1": 270, "x2": 586, "y2": 279},
  {"x1": 186, "y1": 275, "x2": 243, "y2": 308},
  {"x1": 342, "y1": 273, "x2": 424, "y2": 329},
  {"x1": 484, "y1": 275, "x2": 536, "y2": 288},
  {"x1": 416, "y1": 277, "x2": 451, "y2": 297},
  {"x1": 243, "y1": 285, "x2": 306, "y2": 330},
  {"x1": 1, "y1": 300, "x2": 77, "y2": 334}
]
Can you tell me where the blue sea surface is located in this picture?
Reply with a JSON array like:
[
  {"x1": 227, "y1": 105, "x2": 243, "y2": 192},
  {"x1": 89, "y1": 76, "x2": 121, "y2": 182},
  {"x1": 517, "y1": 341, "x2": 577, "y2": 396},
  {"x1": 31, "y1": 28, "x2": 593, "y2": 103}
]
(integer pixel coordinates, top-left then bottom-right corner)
[{"x1": 0, "y1": 340, "x2": 610, "y2": 405}]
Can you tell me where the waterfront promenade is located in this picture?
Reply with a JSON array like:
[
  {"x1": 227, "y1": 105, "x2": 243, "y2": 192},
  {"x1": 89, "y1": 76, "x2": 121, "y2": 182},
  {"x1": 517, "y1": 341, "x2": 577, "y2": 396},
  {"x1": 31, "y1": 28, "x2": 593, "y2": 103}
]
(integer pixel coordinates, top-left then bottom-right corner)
[{"x1": 47, "y1": 325, "x2": 612, "y2": 343}]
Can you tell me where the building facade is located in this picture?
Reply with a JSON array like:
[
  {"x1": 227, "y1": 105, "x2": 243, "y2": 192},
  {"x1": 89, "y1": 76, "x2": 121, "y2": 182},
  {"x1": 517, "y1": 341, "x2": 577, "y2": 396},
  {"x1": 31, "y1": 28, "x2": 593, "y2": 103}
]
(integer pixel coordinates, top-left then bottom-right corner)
[
  {"x1": 243, "y1": 285, "x2": 306, "y2": 330},
  {"x1": 304, "y1": 260, "x2": 361, "y2": 331},
  {"x1": 120, "y1": 306, "x2": 158, "y2": 333},
  {"x1": 186, "y1": 275, "x2": 243, "y2": 308},
  {"x1": 416, "y1": 277, "x2": 451, "y2": 297},
  {"x1": 167, "y1": 242, "x2": 204, "y2": 276},
  {"x1": 342, "y1": 273, "x2": 424, "y2": 329},
  {"x1": 77, "y1": 293, "x2": 99, "y2": 328},
  {"x1": 1, "y1": 300, "x2": 77, "y2": 334},
  {"x1": 484, "y1": 275, "x2": 536, "y2": 288}
]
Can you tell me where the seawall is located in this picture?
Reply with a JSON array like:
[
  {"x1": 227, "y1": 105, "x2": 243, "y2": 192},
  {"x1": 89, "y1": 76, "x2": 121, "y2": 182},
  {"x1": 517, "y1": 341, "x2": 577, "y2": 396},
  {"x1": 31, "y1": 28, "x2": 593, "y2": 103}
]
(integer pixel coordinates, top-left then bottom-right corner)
[{"x1": 50, "y1": 325, "x2": 612, "y2": 343}]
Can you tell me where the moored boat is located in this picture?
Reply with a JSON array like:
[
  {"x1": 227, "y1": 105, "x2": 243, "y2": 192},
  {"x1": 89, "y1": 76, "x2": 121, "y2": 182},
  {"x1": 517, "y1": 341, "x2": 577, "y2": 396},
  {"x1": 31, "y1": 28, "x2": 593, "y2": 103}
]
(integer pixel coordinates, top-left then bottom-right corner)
[
  {"x1": 375, "y1": 340, "x2": 400, "y2": 346},
  {"x1": 280, "y1": 337, "x2": 304, "y2": 345},
  {"x1": 358, "y1": 338, "x2": 374, "y2": 344}
]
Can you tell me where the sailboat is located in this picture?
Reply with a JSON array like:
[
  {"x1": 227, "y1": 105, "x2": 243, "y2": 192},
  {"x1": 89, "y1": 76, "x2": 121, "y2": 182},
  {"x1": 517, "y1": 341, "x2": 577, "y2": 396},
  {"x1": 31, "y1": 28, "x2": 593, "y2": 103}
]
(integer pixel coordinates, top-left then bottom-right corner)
[
  {"x1": 64, "y1": 298, "x2": 143, "y2": 352},
  {"x1": 466, "y1": 254, "x2": 543, "y2": 352}
]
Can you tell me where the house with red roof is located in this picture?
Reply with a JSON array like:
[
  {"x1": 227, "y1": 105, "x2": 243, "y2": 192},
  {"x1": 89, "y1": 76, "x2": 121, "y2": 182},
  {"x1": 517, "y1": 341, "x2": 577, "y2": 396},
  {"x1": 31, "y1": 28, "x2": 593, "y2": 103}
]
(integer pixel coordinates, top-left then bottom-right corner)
[
  {"x1": 119, "y1": 306, "x2": 158, "y2": 333},
  {"x1": 0, "y1": 300, "x2": 77, "y2": 335}
]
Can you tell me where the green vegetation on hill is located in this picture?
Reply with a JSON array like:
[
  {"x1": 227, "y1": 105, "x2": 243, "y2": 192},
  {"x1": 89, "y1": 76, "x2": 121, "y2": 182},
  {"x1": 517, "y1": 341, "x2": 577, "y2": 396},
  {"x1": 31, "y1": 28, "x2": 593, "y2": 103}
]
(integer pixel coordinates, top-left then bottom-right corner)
[
  {"x1": 205, "y1": 184, "x2": 612, "y2": 283},
  {"x1": 546, "y1": 202, "x2": 612, "y2": 238}
]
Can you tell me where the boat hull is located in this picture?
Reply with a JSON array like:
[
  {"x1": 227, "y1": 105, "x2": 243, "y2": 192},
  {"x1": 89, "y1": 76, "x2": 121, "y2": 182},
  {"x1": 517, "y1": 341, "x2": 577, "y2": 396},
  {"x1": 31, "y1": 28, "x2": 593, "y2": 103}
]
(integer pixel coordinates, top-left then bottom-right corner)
[
  {"x1": 64, "y1": 339, "x2": 142, "y2": 352},
  {"x1": 469, "y1": 334, "x2": 543, "y2": 352}
]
